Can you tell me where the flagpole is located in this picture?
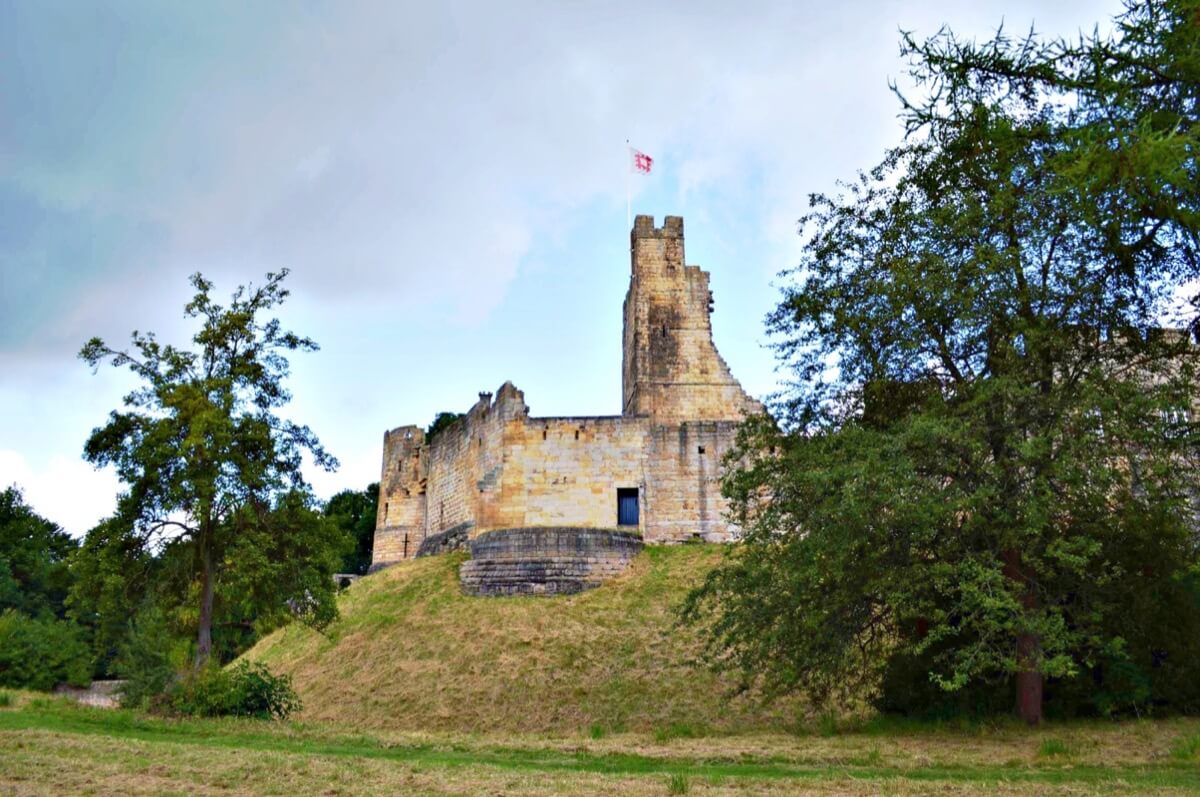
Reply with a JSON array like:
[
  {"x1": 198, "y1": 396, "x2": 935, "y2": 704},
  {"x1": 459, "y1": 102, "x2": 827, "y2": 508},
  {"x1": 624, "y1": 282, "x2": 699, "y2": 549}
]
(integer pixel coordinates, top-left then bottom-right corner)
[{"x1": 625, "y1": 139, "x2": 631, "y2": 231}]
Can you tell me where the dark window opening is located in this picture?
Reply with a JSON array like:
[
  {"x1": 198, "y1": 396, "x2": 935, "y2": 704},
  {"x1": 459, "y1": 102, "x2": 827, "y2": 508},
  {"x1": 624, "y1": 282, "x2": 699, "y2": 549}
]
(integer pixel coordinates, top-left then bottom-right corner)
[
  {"x1": 697, "y1": 446, "x2": 706, "y2": 455},
  {"x1": 617, "y1": 488, "x2": 639, "y2": 526},
  {"x1": 542, "y1": 429, "x2": 547, "y2": 440},
  {"x1": 384, "y1": 502, "x2": 389, "y2": 518},
  {"x1": 574, "y1": 429, "x2": 580, "y2": 440},
  {"x1": 661, "y1": 324, "x2": 668, "y2": 337},
  {"x1": 402, "y1": 534, "x2": 409, "y2": 559}
]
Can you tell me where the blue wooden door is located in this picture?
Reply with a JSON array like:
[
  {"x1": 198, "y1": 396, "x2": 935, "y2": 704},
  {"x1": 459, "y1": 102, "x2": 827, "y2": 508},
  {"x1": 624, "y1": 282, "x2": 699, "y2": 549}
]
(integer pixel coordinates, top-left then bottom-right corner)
[{"x1": 617, "y1": 489, "x2": 639, "y2": 526}]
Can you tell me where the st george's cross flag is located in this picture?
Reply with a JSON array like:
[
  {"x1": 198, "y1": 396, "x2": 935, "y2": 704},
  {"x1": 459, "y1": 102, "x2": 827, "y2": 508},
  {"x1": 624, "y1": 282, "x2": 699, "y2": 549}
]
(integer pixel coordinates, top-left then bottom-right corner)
[{"x1": 631, "y1": 148, "x2": 653, "y2": 174}]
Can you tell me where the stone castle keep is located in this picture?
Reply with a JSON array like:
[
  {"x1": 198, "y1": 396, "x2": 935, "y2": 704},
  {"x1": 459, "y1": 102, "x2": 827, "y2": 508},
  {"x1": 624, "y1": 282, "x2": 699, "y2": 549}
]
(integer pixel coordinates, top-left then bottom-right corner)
[{"x1": 371, "y1": 215, "x2": 763, "y2": 586}]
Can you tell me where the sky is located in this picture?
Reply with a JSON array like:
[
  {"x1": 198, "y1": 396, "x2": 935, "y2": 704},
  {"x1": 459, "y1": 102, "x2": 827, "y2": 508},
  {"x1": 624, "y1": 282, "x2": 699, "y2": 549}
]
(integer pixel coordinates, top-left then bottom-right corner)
[{"x1": 0, "y1": 0, "x2": 1124, "y2": 536}]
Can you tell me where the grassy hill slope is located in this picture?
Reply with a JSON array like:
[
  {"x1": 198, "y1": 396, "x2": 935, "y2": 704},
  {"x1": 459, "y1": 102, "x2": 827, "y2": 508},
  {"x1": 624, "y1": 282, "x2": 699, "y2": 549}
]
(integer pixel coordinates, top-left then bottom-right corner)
[{"x1": 246, "y1": 545, "x2": 803, "y2": 735}]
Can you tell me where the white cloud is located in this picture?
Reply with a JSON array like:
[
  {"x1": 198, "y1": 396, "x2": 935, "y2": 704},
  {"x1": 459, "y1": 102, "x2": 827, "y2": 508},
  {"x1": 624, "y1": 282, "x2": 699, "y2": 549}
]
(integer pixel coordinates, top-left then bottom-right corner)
[
  {"x1": 0, "y1": 449, "x2": 119, "y2": 537},
  {"x1": 0, "y1": 0, "x2": 1128, "y2": 532}
]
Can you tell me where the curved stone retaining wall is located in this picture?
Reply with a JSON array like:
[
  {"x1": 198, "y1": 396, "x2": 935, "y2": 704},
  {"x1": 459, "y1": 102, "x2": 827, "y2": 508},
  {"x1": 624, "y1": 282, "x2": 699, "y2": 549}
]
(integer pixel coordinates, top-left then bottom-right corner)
[
  {"x1": 460, "y1": 527, "x2": 643, "y2": 596},
  {"x1": 416, "y1": 522, "x2": 472, "y2": 558}
]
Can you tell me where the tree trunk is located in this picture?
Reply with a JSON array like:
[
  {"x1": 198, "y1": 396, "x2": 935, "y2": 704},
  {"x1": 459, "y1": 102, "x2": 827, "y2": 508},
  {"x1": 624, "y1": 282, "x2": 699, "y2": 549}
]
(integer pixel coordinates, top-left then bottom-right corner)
[
  {"x1": 1003, "y1": 548, "x2": 1043, "y2": 725},
  {"x1": 195, "y1": 542, "x2": 215, "y2": 669}
]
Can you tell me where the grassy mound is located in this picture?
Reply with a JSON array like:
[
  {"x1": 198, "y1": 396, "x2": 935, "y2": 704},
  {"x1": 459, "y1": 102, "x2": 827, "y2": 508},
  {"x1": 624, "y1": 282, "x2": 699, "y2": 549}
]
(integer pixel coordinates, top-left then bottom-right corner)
[{"x1": 246, "y1": 545, "x2": 803, "y2": 734}]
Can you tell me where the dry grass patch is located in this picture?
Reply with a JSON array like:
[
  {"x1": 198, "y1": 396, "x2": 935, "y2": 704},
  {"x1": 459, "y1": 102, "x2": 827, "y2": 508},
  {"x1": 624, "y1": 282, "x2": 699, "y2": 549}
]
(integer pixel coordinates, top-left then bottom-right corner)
[
  {"x1": 5, "y1": 723, "x2": 1199, "y2": 797},
  {"x1": 246, "y1": 545, "x2": 804, "y2": 734}
]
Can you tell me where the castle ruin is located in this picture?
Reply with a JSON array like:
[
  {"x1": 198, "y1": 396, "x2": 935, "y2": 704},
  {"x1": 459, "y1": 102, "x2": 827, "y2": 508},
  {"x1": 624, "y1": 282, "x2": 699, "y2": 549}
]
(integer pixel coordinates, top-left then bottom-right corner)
[{"x1": 370, "y1": 216, "x2": 763, "y2": 577}]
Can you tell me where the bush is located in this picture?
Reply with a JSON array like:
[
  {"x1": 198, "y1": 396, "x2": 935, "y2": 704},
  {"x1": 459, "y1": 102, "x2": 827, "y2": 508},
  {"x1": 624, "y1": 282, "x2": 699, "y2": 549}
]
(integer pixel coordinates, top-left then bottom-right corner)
[
  {"x1": 168, "y1": 661, "x2": 300, "y2": 720},
  {"x1": 112, "y1": 606, "x2": 182, "y2": 710},
  {"x1": 0, "y1": 610, "x2": 89, "y2": 691}
]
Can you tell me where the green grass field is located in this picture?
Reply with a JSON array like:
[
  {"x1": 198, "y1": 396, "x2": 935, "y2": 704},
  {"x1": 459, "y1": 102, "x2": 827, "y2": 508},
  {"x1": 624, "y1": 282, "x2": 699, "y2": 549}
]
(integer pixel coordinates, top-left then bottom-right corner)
[
  {"x1": 2, "y1": 695, "x2": 1199, "y2": 795},
  {"x1": 6, "y1": 548, "x2": 1199, "y2": 794}
]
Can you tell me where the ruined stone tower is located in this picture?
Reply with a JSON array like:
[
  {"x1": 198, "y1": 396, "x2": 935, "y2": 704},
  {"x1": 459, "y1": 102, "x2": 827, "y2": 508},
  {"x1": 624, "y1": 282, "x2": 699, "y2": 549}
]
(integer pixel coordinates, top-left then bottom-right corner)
[
  {"x1": 622, "y1": 215, "x2": 761, "y2": 421},
  {"x1": 370, "y1": 215, "x2": 763, "y2": 572}
]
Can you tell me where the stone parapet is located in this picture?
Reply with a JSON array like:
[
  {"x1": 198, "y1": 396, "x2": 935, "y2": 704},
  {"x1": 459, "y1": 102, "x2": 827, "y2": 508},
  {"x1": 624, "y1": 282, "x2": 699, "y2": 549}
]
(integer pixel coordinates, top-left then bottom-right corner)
[{"x1": 460, "y1": 527, "x2": 643, "y2": 596}]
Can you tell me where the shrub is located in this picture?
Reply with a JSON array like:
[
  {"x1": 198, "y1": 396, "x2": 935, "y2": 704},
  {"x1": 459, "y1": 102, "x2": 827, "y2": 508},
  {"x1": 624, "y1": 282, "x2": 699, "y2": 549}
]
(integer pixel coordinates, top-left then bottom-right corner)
[
  {"x1": 0, "y1": 691, "x2": 12, "y2": 707},
  {"x1": 112, "y1": 607, "x2": 181, "y2": 711},
  {"x1": 667, "y1": 773, "x2": 690, "y2": 795},
  {"x1": 0, "y1": 610, "x2": 89, "y2": 691},
  {"x1": 168, "y1": 661, "x2": 300, "y2": 720}
]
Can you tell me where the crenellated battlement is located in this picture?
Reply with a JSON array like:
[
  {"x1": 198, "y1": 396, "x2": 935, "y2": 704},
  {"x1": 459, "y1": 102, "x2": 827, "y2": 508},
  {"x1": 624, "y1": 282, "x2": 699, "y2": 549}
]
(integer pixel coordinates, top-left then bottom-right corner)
[{"x1": 631, "y1": 214, "x2": 684, "y2": 241}]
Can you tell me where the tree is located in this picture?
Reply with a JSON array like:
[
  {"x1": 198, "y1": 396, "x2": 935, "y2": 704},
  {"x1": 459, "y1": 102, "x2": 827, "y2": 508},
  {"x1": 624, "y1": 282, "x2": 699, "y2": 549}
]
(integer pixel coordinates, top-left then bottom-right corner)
[
  {"x1": 685, "y1": 0, "x2": 1200, "y2": 724},
  {"x1": 426, "y1": 411, "x2": 463, "y2": 441},
  {"x1": 0, "y1": 486, "x2": 77, "y2": 620},
  {"x1": 324, "y1": 483, "x2": 379, "y2": 575},
  {"x1": 0, "y1": 487, "x2": 91, "y2": 691},
  {"x1": 67, "y1": 515, "x2": 158, "y2": 677},
  {"x1": 81, "y1": 270, "x2": 339, "y2": 667}
]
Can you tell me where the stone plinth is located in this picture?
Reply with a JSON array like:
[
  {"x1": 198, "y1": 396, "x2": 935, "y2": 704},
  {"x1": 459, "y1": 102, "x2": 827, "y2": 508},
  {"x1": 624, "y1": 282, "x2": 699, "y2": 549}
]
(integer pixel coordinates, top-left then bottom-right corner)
[{"x1": 460, "y1": 527, "x2": 643, "y2": 596}]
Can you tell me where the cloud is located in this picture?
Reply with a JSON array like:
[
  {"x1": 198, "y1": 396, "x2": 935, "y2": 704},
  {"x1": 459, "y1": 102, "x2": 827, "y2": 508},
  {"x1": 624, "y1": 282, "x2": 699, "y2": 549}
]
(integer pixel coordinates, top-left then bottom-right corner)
[
  {"x1": 0, "y1": 449, "x2": 120, "y2": 537},
  {"x1": 1, "y1": 1, "x2": 1124, "y2": 357},
  {"x1": 0, "y1": 0, "x2": 1128, "y2": 530}
]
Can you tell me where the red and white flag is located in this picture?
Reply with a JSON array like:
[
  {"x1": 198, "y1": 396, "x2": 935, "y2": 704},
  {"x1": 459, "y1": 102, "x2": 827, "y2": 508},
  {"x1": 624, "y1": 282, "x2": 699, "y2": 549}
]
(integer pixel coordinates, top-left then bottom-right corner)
[{"x1": 631, "y1": 148, "x2": 653, "y2": 174}]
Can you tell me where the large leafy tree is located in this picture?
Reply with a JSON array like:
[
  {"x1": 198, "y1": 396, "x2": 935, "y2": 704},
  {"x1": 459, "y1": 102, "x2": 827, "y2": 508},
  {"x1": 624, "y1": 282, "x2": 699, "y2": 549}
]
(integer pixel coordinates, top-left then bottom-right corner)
[
  {"x1": 81, "y1": 270, "x2": 339, "y2": 667},
  {"x1": 686, "y1": 0, "x2": 1200, "y2": 724},
  {"x1": 0, "y1": 486, "x2": 77, "y2": 619},
  {"x1": 324, "y1": 483, "x2": 379, "y2": 575}
]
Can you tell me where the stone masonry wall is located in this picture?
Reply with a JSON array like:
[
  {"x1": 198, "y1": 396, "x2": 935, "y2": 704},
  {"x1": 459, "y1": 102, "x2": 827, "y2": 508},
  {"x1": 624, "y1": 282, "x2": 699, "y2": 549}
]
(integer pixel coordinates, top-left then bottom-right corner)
[
  {"x1": 644, "y1": 420, "x2": 742, "y2": 543},
  {"x1": 501, "y1": 416, "x2": 647, "y2": 533}
]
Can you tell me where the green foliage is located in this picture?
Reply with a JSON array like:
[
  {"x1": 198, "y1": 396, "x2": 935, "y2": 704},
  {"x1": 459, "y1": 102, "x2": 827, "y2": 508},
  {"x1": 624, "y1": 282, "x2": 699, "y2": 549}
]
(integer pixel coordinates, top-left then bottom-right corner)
[
  {"x1": 113, "y1": 606, "x2": 187, "y2": 711},
  {"x1": 0, "y1": 610, "x2": 90, "y2": 691},
  {"x1": 324, "y1": 483, "x2": 379, "y2": 575},
  {"x1": 167, "y1": 661, "x2": 300, "y2": 720},
  {"x1": 67, "y1": 516, "x2": 158, "y2": 678},
  {"x1": 0, "y1": 487, "x2": 77, "y2": 619},
  {"x1": 0, "y1": 691, "x2": 11, "y2": 707},
  {"x1": 74, "y1": 492, "x2": 351, "y2": 676},
  {"x1": 79, "y1": 270, "x2": 339, "y2": 666},
  {"x1": 426, "y1": 411, "x2": 463, "y2": 442},
  {"x1": 686, "y1": 0, "x2": 1200, "y2": 721},
  {"x1": 588, "y1": 722, "x2": 606, "y2": 740},
  {"x1": 221, "y1": 490, "x2": 352, "y2": 640}
]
